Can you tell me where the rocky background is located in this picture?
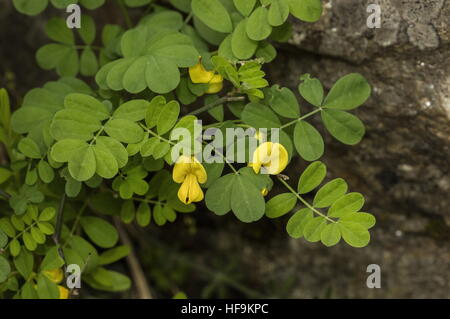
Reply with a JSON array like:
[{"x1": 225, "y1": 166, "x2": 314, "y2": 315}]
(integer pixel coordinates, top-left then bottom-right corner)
[{"x1": 1, "y1": 0, "x2": 449, "y2": 298}]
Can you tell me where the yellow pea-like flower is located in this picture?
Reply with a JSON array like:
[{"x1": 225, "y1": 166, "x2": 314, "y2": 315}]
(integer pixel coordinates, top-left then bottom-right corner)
[
  {"x1": 189, "y1": 60, "x2": 224, "y2": 94},
  {"x1": 261, "y1": 188, "x2": 269, "y2": 196},
  {"x1": 173, "y1": 156, "x2": 207, "y2": 204},
  {"x1": 250, "y1": 142, "x2": 289, "y2": 175},
  {"x1": 189, "y1": 62, "x2": 215, "y2": 84},
  {"x1": 43, "y1": 268, "x2": 64, "y2": 284},
  {"x1": 205, "y1": 74, "x2": 224, "y2": 94},
  {"x1": 58, "y1": 286, "x2": 70, "y2": 299}
]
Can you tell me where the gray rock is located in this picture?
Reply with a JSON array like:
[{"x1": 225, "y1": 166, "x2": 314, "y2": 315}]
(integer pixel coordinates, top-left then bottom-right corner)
[{"x1": 261, "y1": 0, "x2": 450, "y2": 298}]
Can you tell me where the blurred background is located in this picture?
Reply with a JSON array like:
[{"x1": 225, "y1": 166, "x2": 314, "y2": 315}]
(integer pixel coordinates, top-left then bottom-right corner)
[{"x1": 0, "y1": 0, "x2": 449, "y2": 298}]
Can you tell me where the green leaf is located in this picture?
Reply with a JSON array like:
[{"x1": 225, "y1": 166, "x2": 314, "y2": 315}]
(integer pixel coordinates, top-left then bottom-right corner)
[
  {"x1": 205, "y1": 174, "x2": 235, "y2": 216},
  {"x1": 79, "y1": 0, "x2": 105, "y2": 10},
  {"x1": 120, "y1": 200, "x2": 135, "y2": 224},
  {"x1": 255, "y1": 41, "x2": 277, "y2": 63},
  {"x1": 93, "y1": 144, "x2": 118, "y2": 179},
  {"x1": 147, "y1": 56, "x2": 182, "y2": 94},
  {"x1": 231, "y1": 174, "x2": 265, "y2": 223},
  {"x1": 65, "y1": 93, "x2": 109, "y2": 120},
  {"x1": 340, "y1": 212, "x2": 376, "y2": 229},
  {"x1": 66, "y1": 177, "x2": 82, "y2": 198},
  {"x1": 14, "y1": 249, "x2": 34, "y2": 279},
  {"x1": 98, "y1": 27, "x2": 198, "y2": 94},
  {"x1": 37, "y1": 221, "x2": 55, "y2": 235},
  {"x1": 35, "y1": 44, "x2": 68, "y2": 70},
  {"x1": 13, "y1": 0, "x2": 48, "y2": 16},
  {"x1": 0, "y1": 167, "x2": 12, "y2": 185},
  {"x1": 265, "y1": 193, "x2": 297, "y2": 218},
  {"x1": 50, "y1": 109, "x2": 101, "y2": 141},
  {"x1": 79, "y1": 15, "x2": 96, "y2": 45},
  {"x1": 105, "y1": 119, "x2": 144, "y2": 144},
  {"x1": 96, "y1": 136, "x2": 128, "y2": 168},
  {"x1": 233, "y1": 0, "x2": 256, "y2": 16},
  {"x1": 293, "y1": 120, "x2": 324, "y2": 161},
  {"x1": 37, "y1": 274, "x2": 60, "y2": 299},
  {"x1": 286, "y1": 208, "x2": 314, "y2": 238},
  {"x1": 80, "y1": 216, "x2": 119, "y2": 248},
  {"x1": 339, "y1": 221, "x2": 370, "y2": 248},
  {"x1": 80, "y1": 47, "x2": 98, "y2": 76},
  {"x1": 40, "y1": 246, "x2": 64, "y2": 271},
  {"x1": 0, "y1": 255, "x2": 11, "y2": 283},
  {"x1": 231, "y1": 19, "x2": 258, "y2": 60},
  {"x1": 320, "y1": 223, "x2": 341, "y2": 247},
  {"x1": 38, "y1": 160, "x2": 54, "y2": 183},
  {"x1": 10, "y1": 239, "x2": 21, "y2": 257},
  {"x1": 191, "y1": 0, "x2": 233, "y2": 33},
  {"x1": 45, "y1": 17, "x2": 74, "y2": 44},
  {"x1": 153, "y1": 204, "x2": 166, "y2": 226},
  {"x1": 84, "y1": 267, "x2": 131, "y2": 292},
  {"x1": 298, "y1": 161, "x2": 327, "y2": 194},
  {"x1": 303, "y1": 217, "x2": 326, "y2": 242},
  {"x1": 51, "y1": 139, "x2": 87, "y2": 163},
  {"x1": 247, "y1": 7, "x2": 272, "y2": 41},
  {"x1": 56, "y1": 48, "x2": 79, "y2": 77},
  {"x1": 0, "y1": 229, "x2": 7, "y2": 248},
  {"x1": 68, "y1": 145, "x2": 96, "y2": 182},
  {"x1": 0, "y1": 218, "x2": 15, "y2": 238},
  {"x1": 268, "y1": 0, "x2": 290, "y2": 26},
  {"x1": 289, "y1": 0, "x2": 322, "y2": 22},
  {"x1": 114, "y1": 100, "x2": 149, "y2": 121},
  {"x1": 321, "y1": 109, "x2": 365, "y2": 145},
  {"x1": 157, "y1": 101, "x2": 180, "y2": 135},
  {"x1": 39, "y1": 207, "x2": 56, "y2": 221},
  {"x1": 298, "y1": 74, "x2": 324, "y2": 107},
  {"x1": 269, "y1": 86, "x2": 300, "y2": 118},
  {"x1": 31, "y1": 227, "x2": 46, "y2": 244},
  {"x1": 136, "y1": 202, "x2": 151, "y2": 227},
  {"x1": 99, "y1": 245, "x2": 130, "y2": 265},
  {"x1": 241, "y1": 102, "x2": 281, "y2": 128},
  {"x1": 313, "y1": 178, "x2": 348, "y2": 208},
  {"x1": 323, "y1": 73, "x2": 371, "y2": 110},
  {"x1": 18, "y1": 137, "x2": 41, "y2": 159},
  {"x1": 328, "y1": 192, "x2": 365, "y2": 218}
]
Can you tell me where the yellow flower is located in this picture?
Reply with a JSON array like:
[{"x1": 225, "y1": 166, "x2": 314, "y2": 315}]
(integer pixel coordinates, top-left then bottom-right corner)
[
  {"x1": 58, "y1": 286, "x2": 70, "y2": 299},
  {"x1": 254, "y1": 130, "x2": 266, "y2": 142},
  {"x1": 250, "y1": 142, "x2": 289, "y2": 175},
  {"x1": 189, "y1": 60, "x2": 223, "y2": 94},
  {"x1": 261, "y1": 188, "x2": 269, "y2": 196},
  {"x1": 173, "y1": 156, "x2": 207, "y2": 204},
  {"x1": 205, "y1": 74, "x2": 224, "y2": 94},
  {"x1": 43, "y1": 268, "x2": 64, "y2": 284}
]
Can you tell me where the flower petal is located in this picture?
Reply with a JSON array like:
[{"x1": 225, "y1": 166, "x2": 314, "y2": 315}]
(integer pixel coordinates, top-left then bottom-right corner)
[
  {"x1": 189, "y1": 62, "x2": 215, "y2": 84},
  {"x1": 173, "y1": 155, "x2": 192, "y2": 183}
]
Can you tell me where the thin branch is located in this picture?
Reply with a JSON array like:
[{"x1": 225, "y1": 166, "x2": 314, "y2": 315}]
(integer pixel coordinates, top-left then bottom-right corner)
[
  {"x1": 114, "y1": 218, "x2": 153, "y2": 299},
  {"x1": 116, "y1": 0, "x2": 132, "y2": 28},
  {"x1": 277, "y1": 176, "x2": 336, "y2": 223},
  {"x1": 188, "y1": 96, "x2": 246, "y2": 116},
  {"x1": 279, "y1": 107, "x2": 323, "y2": 129},
  {"x1": 0, "y1": 188, "x2": 11, "y2": 200}
]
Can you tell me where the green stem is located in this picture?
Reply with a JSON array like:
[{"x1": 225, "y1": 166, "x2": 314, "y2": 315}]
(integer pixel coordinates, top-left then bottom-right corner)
[
  {"x1": 63, "y1": 200, "x2": 89, "y2": 247},
  {"x1": 188, "y1": 96, "x2": 246, "y2": 116},
  {"x1": 0, "y1": 188, "x2": 11, "y2": 200},
  {"x1": 280, "y1": 107, "x2": 323, "y2": 129},
  {"x1": 140, "y1": 124, "x2": 177, "y2": 146},
  {"x1": 182, "y1": 12, "x2": 193, "y2": 27},
  {"x1": 117, "y1": 0, "x2": 132, "y2": 28},
  {"x1": 277, "y1": 176, "x2": 336, "y2": 223}
]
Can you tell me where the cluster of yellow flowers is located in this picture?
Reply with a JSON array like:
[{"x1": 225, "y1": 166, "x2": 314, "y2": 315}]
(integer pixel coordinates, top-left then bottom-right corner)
[
  {"x1": 42, "y1": 268, "x2": 69, "y2": 299},
  {"x1": 172, "y1": 142, "x2": 288, "y2": 204},
  {"x1": 173, "y1": 59, "x2": 289, "y2": 205}
]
